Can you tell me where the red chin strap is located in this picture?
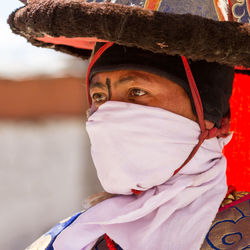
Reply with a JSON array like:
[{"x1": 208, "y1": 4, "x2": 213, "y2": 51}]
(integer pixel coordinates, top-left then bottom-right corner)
[
  {"x1": 172, "y1": 57, "x2": 211, "y2": 175},
  {"x1": 173, "y1": 57, "x2": 230, "y2": 175},
  {"x1": 86, "y1": 43, "x2": 230, "y2": 194}
]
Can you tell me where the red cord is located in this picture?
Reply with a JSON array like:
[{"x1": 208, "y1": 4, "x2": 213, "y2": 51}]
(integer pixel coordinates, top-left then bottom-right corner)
[
  {"x1": 172, "y1": 57, "x2": 208, "y2": 175},
  {"x1": 181, "y1": 56, "x2": 206, "y2": 133},
  {"x1": 174, "y1": 58, "x2": 230, "y2": 175},
  {"x1": 104, "y1": 234, "x2": 117, "y2": 250},
  {"x1": 175, "y1": 56, "x2": 231, "y2": 175}
]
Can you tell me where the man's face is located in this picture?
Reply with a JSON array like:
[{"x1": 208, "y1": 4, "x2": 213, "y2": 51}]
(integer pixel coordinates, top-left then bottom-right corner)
[{"x1": 89, "y1": 70, "x2": 196, "y2": 121}]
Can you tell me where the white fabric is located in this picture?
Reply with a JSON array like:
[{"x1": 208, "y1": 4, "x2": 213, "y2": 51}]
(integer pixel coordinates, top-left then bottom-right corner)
[{"x1": 53, "y1": 101, "x2": 231, "y2": 250}]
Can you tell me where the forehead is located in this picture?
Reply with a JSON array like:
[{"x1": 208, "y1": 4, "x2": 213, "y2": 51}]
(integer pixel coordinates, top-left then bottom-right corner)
[
  {"x1": 90, "y1": 70, "x2": 156, "y2": 86},
  {"x1": 89, "y1": 70, "x2": 186, "y2": 94}
]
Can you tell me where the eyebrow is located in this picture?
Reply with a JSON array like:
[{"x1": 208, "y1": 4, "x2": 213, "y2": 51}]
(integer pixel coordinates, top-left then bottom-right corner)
[
  {"x1": 89, "y1": 82, "x2": 106, "y2": 90},
  {"x1": 113, "y1": 76, "x2": 137, "y2": 88},
  {"x1": 114, "y1": 73, "x2": 152, "y2": 87},
  {"x1": 89, "y1": 76, "x2": 135, "y2": 90}
]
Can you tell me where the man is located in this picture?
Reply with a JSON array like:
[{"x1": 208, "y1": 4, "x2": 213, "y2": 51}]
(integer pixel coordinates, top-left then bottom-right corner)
[{"x1": 8, "y1": 0, "x2": 249, "y2": 249}]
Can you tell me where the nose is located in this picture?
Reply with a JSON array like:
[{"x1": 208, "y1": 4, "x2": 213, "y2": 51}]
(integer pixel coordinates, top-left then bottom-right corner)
[{"x1": 108, "y1": 89, "x2": 128, "y2": 103}]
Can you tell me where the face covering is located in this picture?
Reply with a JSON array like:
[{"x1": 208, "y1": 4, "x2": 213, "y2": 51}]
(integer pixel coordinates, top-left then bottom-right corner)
[
  {"x1": 86, "y1": 101, "x2": 228, "y2": 194},
  {"x1": 53, "y1": 101, "x2": 232, "y2": 250}
]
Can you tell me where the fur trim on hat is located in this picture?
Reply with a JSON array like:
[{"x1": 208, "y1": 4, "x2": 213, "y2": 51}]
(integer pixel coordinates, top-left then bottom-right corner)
[{"x1": 8, "y1": 0, "x2": 250, "y2": 66}]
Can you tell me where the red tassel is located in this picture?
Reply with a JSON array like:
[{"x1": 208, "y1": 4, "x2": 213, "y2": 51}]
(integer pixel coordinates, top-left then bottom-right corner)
[{"x1": 131, "y1": 189, "x2": 143, "y2": 195}]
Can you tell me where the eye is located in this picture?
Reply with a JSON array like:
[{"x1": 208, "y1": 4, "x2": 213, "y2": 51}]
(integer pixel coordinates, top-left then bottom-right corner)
[
  {"x1": 91, "y1": 93, "x2": 107, "y2": 103},
  {"x1": 129, "y1": 88, "x2": 147, "y2": 97}
]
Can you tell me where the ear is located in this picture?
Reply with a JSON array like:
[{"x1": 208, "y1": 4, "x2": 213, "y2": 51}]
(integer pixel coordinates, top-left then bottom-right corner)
[{"x1": 205, "y1": 120, "x2": 215, "y2": 130}]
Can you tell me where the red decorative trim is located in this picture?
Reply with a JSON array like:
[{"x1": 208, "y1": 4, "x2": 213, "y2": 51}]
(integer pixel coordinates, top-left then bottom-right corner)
[
  {"x1": 219, "y1": 193, "x2": 250, "y2": 212},
  {"x1": 144, "y1": 0, "x2": 162, "y2": 10},
  {"x1": 235, "y1": 66, "x2": 250, "y2": 71},
  {"x1": 104, "y1": 234, "x2": 117, "y2": 250},
  {"x1": 36, "y1": 36, "x2": 107, "y2": 50}
]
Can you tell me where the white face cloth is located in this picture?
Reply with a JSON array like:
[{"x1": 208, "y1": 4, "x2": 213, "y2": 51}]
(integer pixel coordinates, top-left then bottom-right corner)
[{"x1": 53, "y1": 101, "x2": 232, "y2": 250}]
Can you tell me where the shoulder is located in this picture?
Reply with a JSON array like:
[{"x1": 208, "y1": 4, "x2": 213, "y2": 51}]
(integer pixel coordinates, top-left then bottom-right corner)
[
  {"x1": 26, "y1": 192, "x2": 250, "y2": 250},
  {"x1": 26, "y1": 211, "x2": 83, "y2": 250},
  {"x1": 201, "y1": 192, "x2": 250, "y2": 249}
]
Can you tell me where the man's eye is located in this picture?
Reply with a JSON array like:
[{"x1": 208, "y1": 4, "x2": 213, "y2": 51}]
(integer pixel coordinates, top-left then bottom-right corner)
[
  {"x1": 91, "y1": 93, "x2": 107, "y2": 102},
  {"x1": 129, "y1": 88, "x2": 147, "y2": 97}
]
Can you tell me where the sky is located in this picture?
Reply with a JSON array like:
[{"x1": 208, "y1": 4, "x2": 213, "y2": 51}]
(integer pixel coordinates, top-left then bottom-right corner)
[{"x1": 1, "y1": 2, "x2": 86, "y2": 79}]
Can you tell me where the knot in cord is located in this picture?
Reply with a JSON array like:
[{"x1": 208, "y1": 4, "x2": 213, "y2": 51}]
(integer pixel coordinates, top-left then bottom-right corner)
[{"x1": 206, "y1": 116, "x2": 231, "y2": 139}]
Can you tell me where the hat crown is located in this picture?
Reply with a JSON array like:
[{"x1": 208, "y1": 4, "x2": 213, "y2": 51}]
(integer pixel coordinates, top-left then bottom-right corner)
[{"x1": 86, "y1": 0, "x2": 249, "y2": 23}]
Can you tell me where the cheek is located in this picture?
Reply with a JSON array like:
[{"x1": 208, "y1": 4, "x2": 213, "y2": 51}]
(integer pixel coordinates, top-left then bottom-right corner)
[
  {"x1": 152, "y1": 92, "x2": 196, "y2": 121},
  {"x1": 151, "y1": 93, "x2": 176, "y2": 109}
]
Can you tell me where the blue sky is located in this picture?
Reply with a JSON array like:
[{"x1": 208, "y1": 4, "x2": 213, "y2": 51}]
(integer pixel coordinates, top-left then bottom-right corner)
[{"x1": 1, "y1": 2, "x2": 84, "y2": 79}]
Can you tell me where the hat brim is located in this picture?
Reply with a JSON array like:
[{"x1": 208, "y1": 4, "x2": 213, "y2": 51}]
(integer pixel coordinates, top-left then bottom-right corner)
[{"x1": 8, "y1": 0, "x2": 250, "y2": 67}]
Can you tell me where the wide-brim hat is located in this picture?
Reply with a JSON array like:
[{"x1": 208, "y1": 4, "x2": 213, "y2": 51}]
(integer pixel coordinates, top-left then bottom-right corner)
[{"x1": 8, "y1": 0, "x2": 250, "y2": 67}]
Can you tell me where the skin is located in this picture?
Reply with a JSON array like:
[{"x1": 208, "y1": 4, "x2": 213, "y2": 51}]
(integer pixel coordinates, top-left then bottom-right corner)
[{"x1": 89, "y1": 70, "x2": 214, "y2": 129}]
